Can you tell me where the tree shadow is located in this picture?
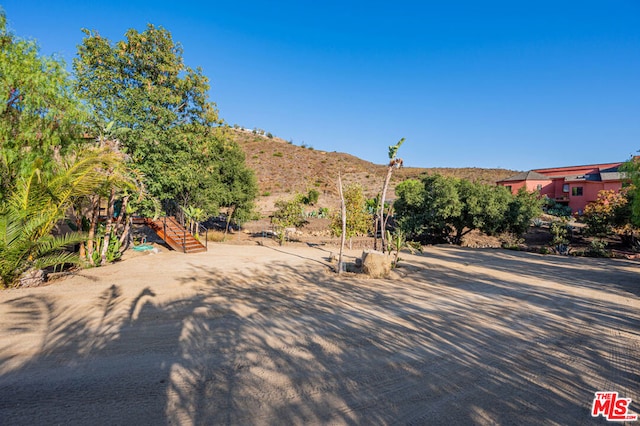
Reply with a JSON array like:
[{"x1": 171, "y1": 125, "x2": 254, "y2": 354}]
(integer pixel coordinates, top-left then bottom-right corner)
[{"x1": 0, "y1": 247, "x2": 638, "y2": 425}]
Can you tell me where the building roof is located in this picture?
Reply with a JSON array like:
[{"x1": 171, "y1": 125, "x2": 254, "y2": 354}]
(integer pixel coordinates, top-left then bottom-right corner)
[
  {"x1": 498, "y1": 170, "x2": 551, "y2": 183},
  {"x1": 564, "y1": 173, "x2": 602, "y2": 182},
  {"x1": 600, "y1": 165, "x2": 624, "y2": 181},
  {"x1": 533, "y1": 161, "x2": 622, "y2": 175}
]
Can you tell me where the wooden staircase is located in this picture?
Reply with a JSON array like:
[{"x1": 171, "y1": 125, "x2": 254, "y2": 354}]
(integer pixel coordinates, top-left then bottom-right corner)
[{"x1": 144, "y1": 216, "x2": 207, "y2": 253}]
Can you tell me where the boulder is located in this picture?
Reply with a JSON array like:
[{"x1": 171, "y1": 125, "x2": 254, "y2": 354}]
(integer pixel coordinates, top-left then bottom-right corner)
[
  {"x1": 19, "y1": 269, "x2": 45, "y2": 288},
  {"x1": 361, "y1": 249, "x2": 391, "y2": 278}
]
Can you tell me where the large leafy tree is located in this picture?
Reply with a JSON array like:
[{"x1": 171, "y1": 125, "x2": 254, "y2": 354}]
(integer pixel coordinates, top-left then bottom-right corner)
[
  {"x1": 394, "y1": 174, "x2": 542, "y2": 244},
  {"x1": 0, "y1": 10, "x2": 84, "y2": 201},
  {"x1": 621, "y1": 156, "x2": 640, "y2": 226},
  {"x1": 73, "y1": 25, "x2": 256, "y2": 218},
  {"x1": 395, "y1": 175, "x2": 462, "y2": 243}
]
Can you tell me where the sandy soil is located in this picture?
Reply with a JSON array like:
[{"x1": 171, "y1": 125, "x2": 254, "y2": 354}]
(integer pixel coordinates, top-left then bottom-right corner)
[{"x1": 1, "y1": 243, "x2": 639, "y2": 425}]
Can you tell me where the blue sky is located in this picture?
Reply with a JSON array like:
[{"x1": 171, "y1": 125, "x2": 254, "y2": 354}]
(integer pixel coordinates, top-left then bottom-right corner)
[{"x1": 3, "y1": 1, "x2": 639, "y2": 170}]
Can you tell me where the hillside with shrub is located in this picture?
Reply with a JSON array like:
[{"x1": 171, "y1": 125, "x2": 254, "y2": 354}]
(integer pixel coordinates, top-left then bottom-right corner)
[{"x1": 229, "y1": 128, "x2": 518, "y2": 212}]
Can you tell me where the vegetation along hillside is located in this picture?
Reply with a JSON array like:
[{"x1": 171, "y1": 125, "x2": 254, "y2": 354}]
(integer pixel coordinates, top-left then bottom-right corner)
[{"x1": 229, "y1": 128, "x2": 518, "y2": 212}]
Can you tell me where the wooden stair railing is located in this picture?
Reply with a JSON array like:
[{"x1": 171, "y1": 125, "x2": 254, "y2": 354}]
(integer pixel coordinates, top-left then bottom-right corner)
[{"x1": 143, "y1": 216, "x2": 207, "y2": 253}]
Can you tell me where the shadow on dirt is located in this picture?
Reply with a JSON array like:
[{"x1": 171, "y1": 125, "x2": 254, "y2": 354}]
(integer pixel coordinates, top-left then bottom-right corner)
[{"x1": 1, "y1": 248, "x2": 638, "y2": 425}]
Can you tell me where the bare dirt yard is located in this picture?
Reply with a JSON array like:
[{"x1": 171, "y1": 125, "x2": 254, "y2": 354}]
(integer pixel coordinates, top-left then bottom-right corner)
[{"x1": 1, "y1": 243, "x2": 639, "y2": 425}]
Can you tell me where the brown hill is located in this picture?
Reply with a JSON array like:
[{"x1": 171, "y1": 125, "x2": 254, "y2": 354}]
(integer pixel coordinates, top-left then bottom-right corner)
[{"x1": 228, "y1": 128, "x2": 517, "y2": 213}]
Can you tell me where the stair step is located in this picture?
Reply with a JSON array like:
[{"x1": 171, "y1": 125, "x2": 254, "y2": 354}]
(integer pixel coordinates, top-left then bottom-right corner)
[{"x1": 143, "y1": 217, "x2": 207, "y2": 253}]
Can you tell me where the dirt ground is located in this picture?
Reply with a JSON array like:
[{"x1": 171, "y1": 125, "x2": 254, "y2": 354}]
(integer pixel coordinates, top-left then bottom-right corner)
[{"x1": 1, "y1": 243, "x2": 639, "y2": 425}]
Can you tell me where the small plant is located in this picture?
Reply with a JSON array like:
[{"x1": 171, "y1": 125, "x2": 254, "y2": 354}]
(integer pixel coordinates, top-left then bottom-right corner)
[
  {"x1": 532, "y1": 218, "x2": 544, "y2": 228},
  {"x1": 270, "y1": 195, "x2": 307, "y2": 245},
  {"x1": 586, "y1": 238, "x2": 609, "y2": 257},
  {"x1": 385, "y1": 229, "x2": 422, "y2": 268},
  {"x1": 550, "y1": 220, "x2": 571, "y2": 255},
  {"x1": 206, "y1": 230, "x2": 226, "y2": 242},
  {"x1": 543, "y1": 198, "x2": 572, "y2": 217},
  {"x1": 500, "y1": 232, "x2": 524, "y2": 250},
  {"x1": 261, "y1": 191, "x2": 271, "y2": 197},
  {"x1": 302, "y1": 189, "x2": 320, "y2": 206},
  {"x1": 318, "y1": 207, "x2": 329, "y2": 218},
  {"x1": 538, "y1": 246, "x2": 550, "y2": 255},
  {"x1": 273, "y1": 151, "x2": 283, "y2": 157},
  {"x1": 181, "y1": 205, "x2": 207, "y2": 239}
]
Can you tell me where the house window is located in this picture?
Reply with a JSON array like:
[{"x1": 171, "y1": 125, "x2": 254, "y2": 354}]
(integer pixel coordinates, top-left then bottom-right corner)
[
  {"x1": 562, "y1": 184, "x2": 569, "y2": 193},
  {"x1": 536, "y1": 184, "x2": 543, "y2": 191},
  {"x1": 571, "y1": 187, "x2": 583, "y2": 196},
  {"x1": 505, "y1": 185, "x2": 512, "y2": 192}
]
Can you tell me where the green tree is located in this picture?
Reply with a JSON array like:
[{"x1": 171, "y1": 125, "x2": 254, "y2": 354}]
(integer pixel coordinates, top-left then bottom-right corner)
[
  {"x1": 395, "y1": 175, "x2": 462, "y2": 243},
  {"x1": 73, "y1": 25, "x2": 256, "y2": 218},
  {"x1": 270, "y1": 195, "x2": 307, "y2": 245},
  {"x1": 582, "y1": 189, "x2": 630, "y2": 236},
  {"x1": 502, "y1": 187, "x2": 542, "y2": 235},
  {"x1": 394, "y1": 174, "x2": 541, "y2": 244},
  {"x1": 218, "y1": 139, "x2": 258, "y2": 234},
  {"x1": 0, "y1": 148, "x2": 122, "y2": 287},
  {"x1": 331, "y1": 183, "x2": 372, "y2": 248},
  {"x1": 621, "y1": 156, "x2": 640, "y2": 226},
  {"x1": 0, "y1": 10, "x2": 84, "y2": 202},
  {"x1": 392, "y1": 179, "x2": 427, "y2": 239},
  {"x1": 449, "y1": 179, "x2": 508, "y2": 243}
]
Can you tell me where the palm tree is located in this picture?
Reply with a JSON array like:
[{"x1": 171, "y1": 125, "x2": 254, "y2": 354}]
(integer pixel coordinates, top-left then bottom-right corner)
[
  {"x1": 181, "y1": 205, "x2": 206, "y2": 239},
  {"x1": 81, "y1": 121, "x2": 145, "y2": 266},
  {"x1": 0, "y1": 149, "x2": 119, "y2": 287}
]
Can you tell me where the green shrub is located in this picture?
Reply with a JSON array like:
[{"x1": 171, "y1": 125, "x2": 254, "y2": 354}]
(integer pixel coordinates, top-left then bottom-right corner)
[
  {"x1": 302, "y1": 189, "x2": 320, "y2": 205},
  {"x1": 550, "y1": 220, "x2": 571, "y2": 254},
  {"x1": 586, "y1": 238, "x2": 609, "y2": 257},
  {"x1": 543, "y1": 198, "x2": 572, "y2": 217}
]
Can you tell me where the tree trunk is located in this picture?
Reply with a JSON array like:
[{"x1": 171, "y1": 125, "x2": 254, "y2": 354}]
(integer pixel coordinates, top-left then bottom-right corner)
[
  {"x1": 119, "y1": 217, "x2": 132, "y2": 252},
  {"x1": 373, "y1": 215, "x2": 379, "y2": 251},
  {"x1": 379, "y1": 166, "x2": 394, "y2": 252},
  {"x1": 77, "y1": 210, "x2": 86, "y2": 260},
  {"x1": 337, "y1": 173, "x2": 347, "y2": 275},
  {"x1": 86, "y1": 195, "x2": 100, "y2": 266},
  {"x1": 100, "y1": 188, "x2": 116, "y2": 266},
  {"x1": 117, "y1": 195, "x2": 131, "y2": 250},
  {"x1": 224, "y1": 205, "x2": 236, "y2": 238}
]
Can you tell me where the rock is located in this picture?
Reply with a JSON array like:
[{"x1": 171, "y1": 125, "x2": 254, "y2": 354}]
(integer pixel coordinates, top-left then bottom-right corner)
[
  {"x1": 19, "y1": 269, "x2": 46, "y2": 288},
  {"x1": 361, "y1": 249, "x2": 391, "y2": 278}
]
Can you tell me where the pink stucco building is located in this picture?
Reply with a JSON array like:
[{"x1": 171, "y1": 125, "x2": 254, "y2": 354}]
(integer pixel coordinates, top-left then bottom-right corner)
[{"x1": 497, "y1": 162, "x2": 625, "y2": 214}]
